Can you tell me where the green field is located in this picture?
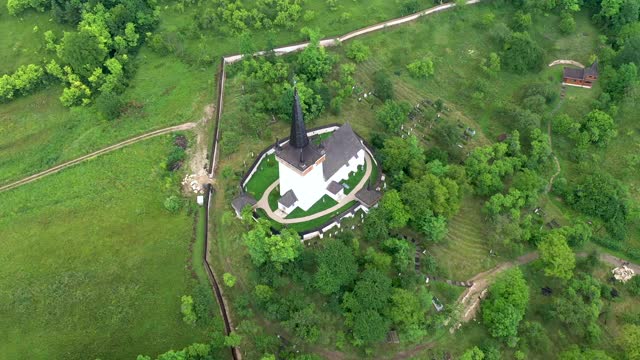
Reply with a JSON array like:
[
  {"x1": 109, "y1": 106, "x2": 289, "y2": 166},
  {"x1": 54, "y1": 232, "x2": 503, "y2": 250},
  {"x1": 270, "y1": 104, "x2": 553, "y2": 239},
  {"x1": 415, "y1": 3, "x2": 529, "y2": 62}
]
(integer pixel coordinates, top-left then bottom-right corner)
[
  {"x1": 0, "y1": 137, "x2": 221, "y2": 359},
  {"x1": 0, "y1": 9, "x2": 71, "y2": 74}
]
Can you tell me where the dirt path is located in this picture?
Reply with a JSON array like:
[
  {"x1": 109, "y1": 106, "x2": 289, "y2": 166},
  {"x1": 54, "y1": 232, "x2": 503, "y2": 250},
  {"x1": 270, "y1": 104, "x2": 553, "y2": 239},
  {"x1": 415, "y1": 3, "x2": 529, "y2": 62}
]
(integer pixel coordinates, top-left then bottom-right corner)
[
  {"x1": 545, "y1": 85, "x2": 566, "y2": 193},
  {"x1": 0, "y1": 122, "x2": 197, "y2": 194}
]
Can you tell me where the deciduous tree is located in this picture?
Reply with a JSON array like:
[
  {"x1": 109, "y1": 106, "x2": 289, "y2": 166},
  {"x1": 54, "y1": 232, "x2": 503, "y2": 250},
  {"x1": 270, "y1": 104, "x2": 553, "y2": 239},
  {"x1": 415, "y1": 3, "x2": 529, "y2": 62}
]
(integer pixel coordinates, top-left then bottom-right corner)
[{"x1": 538, "y1": 232, "x2": 576, "y2": 280}]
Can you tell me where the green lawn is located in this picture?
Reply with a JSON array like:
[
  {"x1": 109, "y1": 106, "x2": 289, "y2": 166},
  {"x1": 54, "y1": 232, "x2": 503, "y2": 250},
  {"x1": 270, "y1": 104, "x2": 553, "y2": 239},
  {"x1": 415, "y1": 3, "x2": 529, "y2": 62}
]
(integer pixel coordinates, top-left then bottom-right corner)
[
  {"x1": 286, "y1": 195, "x2": 338, "y2": 219},
  {"x1": 341, "y1": 163, "x2": 366, "y2": 195},
  {"x1": 0, "y1": 9, "x2": 71, "y2": 75},
  {"x1": 288, "y1": 200, "x2": 358, "y2": 233},
  {"x1": 0, "y1": 49, "x2": 212, "y2": 186},
  {"x1": 244, "y1": 154, "x2": 279, "y2": 199},
  {"x1": 0, "y1": 137, "x2": 221, "y2": 360},
  {"x1": 428, "y1": 196, "x2": 500, "y2": 281}
]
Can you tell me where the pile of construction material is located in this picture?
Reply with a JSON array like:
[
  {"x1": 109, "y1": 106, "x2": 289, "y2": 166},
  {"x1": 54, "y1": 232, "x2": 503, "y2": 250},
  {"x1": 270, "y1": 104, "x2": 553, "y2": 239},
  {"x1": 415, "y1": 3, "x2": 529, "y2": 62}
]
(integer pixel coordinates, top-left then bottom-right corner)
[
  {"x1": 612, "y1": 265, "x2": 635, "y2": 283},
  {"x1": 182, "y1": 174, "x2": 204, "y2": 194}
]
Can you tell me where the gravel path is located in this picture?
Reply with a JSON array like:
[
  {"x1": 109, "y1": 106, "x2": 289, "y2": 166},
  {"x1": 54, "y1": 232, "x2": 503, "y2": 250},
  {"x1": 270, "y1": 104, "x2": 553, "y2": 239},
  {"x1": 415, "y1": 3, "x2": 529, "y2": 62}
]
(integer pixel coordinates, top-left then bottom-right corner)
[
  {"x1": 255, "y1": 153, "x2": 372, "y2": 224},
  {"x1": 0, "y1": 122, "x2": 197, "y2": 193}
]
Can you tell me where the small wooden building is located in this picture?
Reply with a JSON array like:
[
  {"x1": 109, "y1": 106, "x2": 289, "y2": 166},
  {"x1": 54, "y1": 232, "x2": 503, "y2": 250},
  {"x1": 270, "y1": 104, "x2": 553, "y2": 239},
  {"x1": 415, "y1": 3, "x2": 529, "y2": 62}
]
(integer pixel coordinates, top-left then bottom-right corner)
[{"x1": 563, "y1": 61, "x2": 598, "y2": 88}]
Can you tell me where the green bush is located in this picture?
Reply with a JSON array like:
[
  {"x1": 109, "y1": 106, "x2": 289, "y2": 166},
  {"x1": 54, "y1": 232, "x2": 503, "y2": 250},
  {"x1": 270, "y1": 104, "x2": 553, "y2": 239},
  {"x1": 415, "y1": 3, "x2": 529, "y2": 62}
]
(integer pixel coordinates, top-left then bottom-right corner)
[
  {"x1": 625, "y1": 275, "x2": 640, "y2": 296},
  {"x1": 223, "y1": 272, "x2": 237, "y2": 288},
  {"x1": 373, "y1": 71, "x2": 394, "y2": 100},
  {"x1": 406, "y1": 57, "x2": 435, "y2": 78},
  {"x1": 164, "y1": 196, "x2": 182, "y2": 213},
  {"x1": 180, "y1": 295, "x2": 197, "y2": 326},
  {"x1": 345, "y1": 41, "x2": 371, "y2": 63},
  {"x1": 559, "y1": 12, "x2": 576, "y2": 34},
  {"x1": 95, "y1": 92, "x2": 125, "y2": 120}
]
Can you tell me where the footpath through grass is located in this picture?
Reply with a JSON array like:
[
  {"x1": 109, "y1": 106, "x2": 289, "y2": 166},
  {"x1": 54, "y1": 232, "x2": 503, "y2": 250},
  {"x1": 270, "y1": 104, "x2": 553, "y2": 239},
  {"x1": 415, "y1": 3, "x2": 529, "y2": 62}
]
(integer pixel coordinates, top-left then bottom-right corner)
[{"x1": 0, "y1": 137, "x2": 220, "y2": 359}]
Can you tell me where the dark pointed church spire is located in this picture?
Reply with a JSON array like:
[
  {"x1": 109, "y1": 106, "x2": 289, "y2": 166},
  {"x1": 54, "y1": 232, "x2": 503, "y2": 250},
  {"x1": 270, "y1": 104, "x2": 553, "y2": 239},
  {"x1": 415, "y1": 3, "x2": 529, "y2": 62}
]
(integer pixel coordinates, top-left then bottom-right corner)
[{"x1": 289, "y1": 87, "x2": 309, "y2": 149}]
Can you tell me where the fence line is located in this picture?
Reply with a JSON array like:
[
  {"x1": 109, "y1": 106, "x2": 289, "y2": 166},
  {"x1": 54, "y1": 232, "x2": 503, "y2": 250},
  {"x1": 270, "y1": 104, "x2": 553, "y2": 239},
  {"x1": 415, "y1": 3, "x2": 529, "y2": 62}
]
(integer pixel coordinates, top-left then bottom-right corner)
[{"x1": 200, "y1": 2, "x2": 484, "y2": 358}]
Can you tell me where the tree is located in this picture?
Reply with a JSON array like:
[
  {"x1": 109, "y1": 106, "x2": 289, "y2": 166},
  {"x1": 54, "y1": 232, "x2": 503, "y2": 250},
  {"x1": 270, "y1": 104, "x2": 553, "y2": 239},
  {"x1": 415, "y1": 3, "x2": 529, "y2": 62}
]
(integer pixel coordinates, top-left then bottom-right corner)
[
  {"x1": 297, "y1": 32, "x2": 333, "y2": 81},
  {"x1": 406, "y1": 57, "x2": 435, "y2": 78},
  {"x1": 223, "y1": 273, "x2": 237, "y2": 287},
  {"x1": 482, "y1": 268, "x2": 529, "y2": 341},
  {"x1": 559, "y1": 346, "x2": 614, "y2": 360},
  {"x1": 388, "y1": 288, "x2": 431, "y2": 335},
  {"x1": 57, "y1": 29, "x2": 109, "y2": 79},
  {"x1": 374, "y1": 71, "x2": 394, "y2": 100},
  {"x1": 224, "y1": 332, "x2": 242, "y2": 347},
  {"x1": 380, "y1": 135, "x2": 425, "y2": 180},
  {"x1": 481, "y1": 52, "x2": 501, "y2": 77},
  {"x1": 568, "y1": 173, "x2": 629, "y2": 240},
  {"x1": 460, "y1": 347, "x2": 485, "y2": 360},
  {"x1": 243, "y1": 220, "x2": 302, "y2": 270},
  {"x1": 553, "y1": 274, "x2": 603, "y2": 341},
  {"x1": 616, "y1": 35, "x2": 640, "y2": 67},
  {"x1": 284, "y1": 305, "x2": 321, "y2": 343},
  {"x1": 345, "y1": 41, "x2": 371, "y2": 63},
  {"x1": 538, "y1": 232, "x2": 576, "y2": 280},
  {"x1": 278, "y1": 80, "x2": 324, "y2": 121},
  {"x1": 314, "y1": 240, "x2": 358, "y2": 295},
  {"x1": 343, "y1": 268, "x2": 392, "y2": 313},
  {"x1": 379, "y1": 190, "x2": 411, "y2": 229},
  {"x1": 420, "y1": 214, "x2": 448, "y2": 242},
  {"x1": 618, "y1": 324, "x2": 640, "y2": 360},
  {"x1": 180, "y1": 295, "x2": 197, "y2": 325},
  {"x1": 502, "y1": 32, "x2": 544, "y2": 73},
  {"x1": 561, "y1": 221, "x2": 593, "y2": 247},
  {"x1": 603, "y1": 63, "x2": 638, "y2": 101},
  {"x1": 559, "y1": 12, "x2": 576, "y2": 34},
  {"x1": 382, "y1": 238, "x2": 414, "y2": 271},
  {"x1": 352, "y1": 309, "x2": 389, "y2": 345},
  {"x1": 582, "y1": 110, "x2": 617, "y2": 147},
  {"x1": 376, "y1": 100, "x2": 411, "y2": 133},
  {"x1": 95, "y1": 91, "x2": 124, "y2": 120},
  {"x1": 401, "y1": 173, "x2": 461, "y2": 223}
]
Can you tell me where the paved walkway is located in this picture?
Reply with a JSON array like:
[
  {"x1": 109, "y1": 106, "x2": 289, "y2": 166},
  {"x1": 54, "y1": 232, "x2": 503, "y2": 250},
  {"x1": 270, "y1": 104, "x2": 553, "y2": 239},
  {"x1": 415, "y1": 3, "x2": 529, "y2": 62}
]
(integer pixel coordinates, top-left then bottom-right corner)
[
  {"x1": 0, "y1": 122, "x2": 197, "y2": 193},
  {"x1": 255, "y1": 153, "x2": 372, "y2": 224}
]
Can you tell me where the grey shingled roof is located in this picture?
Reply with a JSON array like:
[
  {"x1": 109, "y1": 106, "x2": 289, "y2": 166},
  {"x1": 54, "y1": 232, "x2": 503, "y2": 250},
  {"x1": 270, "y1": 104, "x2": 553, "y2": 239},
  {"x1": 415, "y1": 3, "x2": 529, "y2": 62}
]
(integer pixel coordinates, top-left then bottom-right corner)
[
  {"x1": 276, "y1": 143, "x2": 324, "y2": 172},
  {"x1": 355, "y1": 187, "x2": 382, "y2": 207},
  {"x1": 584, "y1": 61, "x2": 598, "y2": 77},
  {"x1": 278, "y1": 189, "x2": 298, "y2": 208},
  {"x1": 231, "y1": 193, "x2": 257, "y2": 214},
  {"x1": 322, "y1": 123, "x2": 364, "y2": 180},
  {"x1": 327, "y1": 181, "x2": 343, "y2": 195},
  {"x1": 289, "y1": 88, "x2": 310, "y2": 149},
  {"x1": 563, "y1": 67, "x2": 584, "y2": 80}
]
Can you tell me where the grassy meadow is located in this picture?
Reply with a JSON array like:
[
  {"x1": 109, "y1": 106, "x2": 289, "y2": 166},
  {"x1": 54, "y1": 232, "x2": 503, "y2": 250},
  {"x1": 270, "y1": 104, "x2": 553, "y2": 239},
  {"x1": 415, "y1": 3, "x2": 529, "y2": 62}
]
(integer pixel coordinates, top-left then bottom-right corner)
[{"x1": 0, "y1": 137, "x2": 222, "y2": 359}]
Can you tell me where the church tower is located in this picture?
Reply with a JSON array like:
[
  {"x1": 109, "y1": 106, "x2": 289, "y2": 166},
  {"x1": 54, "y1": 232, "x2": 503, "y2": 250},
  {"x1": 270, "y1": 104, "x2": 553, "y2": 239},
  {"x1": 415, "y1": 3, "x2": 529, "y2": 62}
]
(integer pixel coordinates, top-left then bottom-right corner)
[{"x1": 275, "y1": 88, "x2": 326, "y2": 213}]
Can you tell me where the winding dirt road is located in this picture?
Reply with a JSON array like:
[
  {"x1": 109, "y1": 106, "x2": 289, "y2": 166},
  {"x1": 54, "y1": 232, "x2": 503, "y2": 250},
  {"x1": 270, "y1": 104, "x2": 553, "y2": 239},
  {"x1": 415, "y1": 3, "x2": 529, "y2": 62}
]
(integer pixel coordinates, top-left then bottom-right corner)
[{"x1": 0, "y1": 122, "x2": 197, "y2": 194}]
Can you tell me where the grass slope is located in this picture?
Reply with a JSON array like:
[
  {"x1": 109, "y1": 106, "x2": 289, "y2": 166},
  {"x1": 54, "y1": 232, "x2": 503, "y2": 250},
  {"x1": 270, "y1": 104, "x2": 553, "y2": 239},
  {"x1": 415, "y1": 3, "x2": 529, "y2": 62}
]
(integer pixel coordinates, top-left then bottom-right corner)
[
  {"x1": 0, "y1": 137, "x2": 218, "y2": 360},
  {"x1": 0, "y1": 49, "x2": 212, "y2": 185}
]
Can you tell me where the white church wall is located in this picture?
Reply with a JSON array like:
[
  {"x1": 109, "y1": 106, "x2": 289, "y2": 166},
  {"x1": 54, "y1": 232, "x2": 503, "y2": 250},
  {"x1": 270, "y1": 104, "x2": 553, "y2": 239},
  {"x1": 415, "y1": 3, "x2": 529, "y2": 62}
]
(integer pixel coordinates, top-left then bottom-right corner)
[
  {"x1": 278, "y1": 161, "x2": 327, "y2": 211},
  {"x1": 327, "y1": 149, "x2": 366, "y2": 184}
]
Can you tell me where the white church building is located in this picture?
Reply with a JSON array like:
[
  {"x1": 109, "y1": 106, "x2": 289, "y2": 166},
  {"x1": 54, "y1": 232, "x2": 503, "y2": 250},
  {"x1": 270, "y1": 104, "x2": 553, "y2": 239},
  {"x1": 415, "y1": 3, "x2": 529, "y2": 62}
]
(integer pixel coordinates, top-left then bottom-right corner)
[{"x1": 275, "y1": 89, "x2": 365, "y2": 215}]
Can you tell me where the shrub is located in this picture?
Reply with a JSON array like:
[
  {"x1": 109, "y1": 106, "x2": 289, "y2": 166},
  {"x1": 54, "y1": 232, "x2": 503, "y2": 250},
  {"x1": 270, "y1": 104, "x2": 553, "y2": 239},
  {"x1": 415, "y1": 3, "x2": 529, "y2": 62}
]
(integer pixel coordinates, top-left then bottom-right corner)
[
  {"x1": 167, "y1": 146, "x2": 186, "y2": 171},
  {"x1": 95, "y1": 92, "x2": 124, "y2": 120},
  {"x1": 345, "y1": 41, "x2": 371, "y2": 63},
  {"x1": 406, "y1": 57, "x2": 435, "y2": 78},
  {"x1": 373, "y1": 71, "x2": 394, "y2": 100},
  {"x1": 164, "y1": 196, "x2": 182, "y2": 213},
  {"x1": 180, "y1": 295, "x2": 197, "y2": 326},
  {"x1": 223, "y1": 273, "x2": 237, "y2": 288},
  {"x1": 560, "y1": 12, "x2": 576, "y2": 34},
  {"x1": 627, "y1": 276, "x2": 640, "y2": 296}
]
